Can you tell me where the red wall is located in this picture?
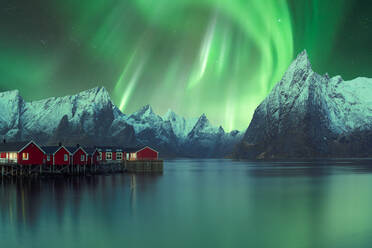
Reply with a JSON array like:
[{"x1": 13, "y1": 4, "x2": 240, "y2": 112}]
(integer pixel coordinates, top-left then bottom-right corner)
[
  {"x1": 18, "y1": 142, "x2": 45, "y2": 165},
  {"x1": 93, "y1": 151, "x2": 99, "y2": 164},
  {"x1": 136, "y1": 147, "x2": 158, "y2": 160},
  {"x1": 87, "y1": 151, "x2": 99, "y2": 165},
  {"x1": 44, "y1": 154, "x2": 53, "y2": 165},
  {"x1": 72, "y1": 148, "x2": 87, "y2": 166},
  {"x1": 0, "y1": 152, "x2": 6, "y2": 158},
  {"x1": 54, "y1": 147, "x2": 70, "y2": 166},
  {"x1": 99, "y1": 151, "x2": 122, "y2": 162}
]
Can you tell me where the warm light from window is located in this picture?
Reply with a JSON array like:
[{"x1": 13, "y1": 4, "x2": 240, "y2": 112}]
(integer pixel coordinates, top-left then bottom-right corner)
[{"x1": 22, "y1": 153, "x2": 29, "y2": 160}]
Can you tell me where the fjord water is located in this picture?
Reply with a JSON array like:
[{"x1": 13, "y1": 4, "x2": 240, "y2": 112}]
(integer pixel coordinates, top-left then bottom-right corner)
[{"x1": 1, "y1": 159, "x2": 372, "y2": 248}]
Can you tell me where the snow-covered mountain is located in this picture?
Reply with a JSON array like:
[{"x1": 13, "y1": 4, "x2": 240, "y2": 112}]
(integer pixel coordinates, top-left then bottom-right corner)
[
  {"x1": 163, "y1": 109, "x2": 198, "y2": 140},
  {"x1": 123, "y1": 106, "x2": 243, "y2": 157},
  {"x1": 0, "y1": 87, "x2": 136, "y2": 146},
  {"x1": 235, "y1": 50, "x2": 372, "y2": 159},
  {"x1": 0, "y1": 87, "x2": 243, "y2": 157}
]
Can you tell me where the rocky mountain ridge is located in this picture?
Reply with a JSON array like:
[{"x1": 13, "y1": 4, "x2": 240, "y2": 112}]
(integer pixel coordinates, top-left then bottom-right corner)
[
  {"x1": 0, "y1": 87, "x2": 243, "y2": 158},
  {"x1": 235, "y1": 50, "x2": 372, "y2": 159}
]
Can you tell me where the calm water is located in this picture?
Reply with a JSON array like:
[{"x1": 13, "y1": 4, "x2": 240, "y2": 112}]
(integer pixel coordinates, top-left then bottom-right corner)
[{"x1": 2, "y1": 159, "x2": 372, "y2": 248}]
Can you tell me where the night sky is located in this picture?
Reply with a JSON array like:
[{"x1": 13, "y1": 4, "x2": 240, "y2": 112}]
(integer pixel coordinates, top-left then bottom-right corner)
[{"x1": 1, "y1": 0, "x2": 372, "y2": 131}]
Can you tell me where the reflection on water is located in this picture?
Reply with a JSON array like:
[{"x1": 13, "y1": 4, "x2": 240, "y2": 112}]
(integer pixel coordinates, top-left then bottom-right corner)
[{"x1": 1, "y1": 159, "x2": 372, "y2": 248}]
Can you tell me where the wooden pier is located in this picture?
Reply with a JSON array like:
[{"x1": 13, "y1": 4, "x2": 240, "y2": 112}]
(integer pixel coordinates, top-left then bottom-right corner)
[
  {"x1": 0, "y1": 160, "x2": 163, "y2": 178},
  {"x1": 125, "y1": 160, "x2": 163, "y2": 173}
]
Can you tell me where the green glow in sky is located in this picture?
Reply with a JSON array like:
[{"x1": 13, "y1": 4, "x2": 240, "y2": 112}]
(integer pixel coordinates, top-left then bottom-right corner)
[{"x1": 1, "y1": 0, "x2": 369, "y2": 131}]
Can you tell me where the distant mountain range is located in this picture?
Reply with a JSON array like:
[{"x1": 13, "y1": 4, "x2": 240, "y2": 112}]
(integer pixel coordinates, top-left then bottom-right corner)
[
  {"x1": 0, "y1": 87, "x2": 243, "y2": 158},
  {"x1": 235, "y1": 50, "x2": 372, "y2": 159}
]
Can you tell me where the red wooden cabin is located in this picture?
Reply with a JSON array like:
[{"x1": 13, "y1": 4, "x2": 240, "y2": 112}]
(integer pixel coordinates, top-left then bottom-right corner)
[
  {"x1": 54, "y1": 146, "x2": 71, "y2": 166},
  {"x1": 0, "y1": 140, "x2": 45, "y2": 165},
  {"x1": 84, "y1": 147, "x2": 99, "y2": 165},
  {"x1": 19, "y1": 141, "x2": 45, "y2": 165},
  {"x1": 42, "y1": 146, "x2": 71, "y2": 166},
  {"x1": 66, "y1": 146, "x2": 88, "y2": 166},
  {"x1": 124, "y1": 146, "x2": 158, "y2": 161}
]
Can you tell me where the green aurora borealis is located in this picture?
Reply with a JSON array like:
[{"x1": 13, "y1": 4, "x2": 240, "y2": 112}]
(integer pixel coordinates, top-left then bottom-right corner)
[{"x1": 1, "y1": 0, "x2": 372, "y2": 131}]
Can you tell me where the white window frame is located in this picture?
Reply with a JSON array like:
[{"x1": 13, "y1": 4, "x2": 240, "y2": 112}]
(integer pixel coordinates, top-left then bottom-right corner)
[
  {"x1": 99, "y1": 152, "x2": 102, "y2": 160},
  {"x1": 64, "y1": 154, "x2": 68, "y2": 161},
  {"x1": 106, "y1": 152, "x2": 112, "y2": 160},
  {"x1": 47, "y1": 155, "x2": 50, "y2": 161},
  {"x1": 116, "y1": 152, "x2": 123, "y2": 160},
  {"x1": 22, "y1": 153, "x2": 29, "y2": 160},
  {"x1": 126, "y1": 153, "x2": 129, "y2": 160},
  {"x1": 81, "y1": 155, "x2": 85, "y2": 161}
]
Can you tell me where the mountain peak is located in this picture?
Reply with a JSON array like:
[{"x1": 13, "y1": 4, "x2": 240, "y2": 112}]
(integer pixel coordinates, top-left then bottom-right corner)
[
  {"x1": 0, "y1": 89, "x2": 21, "y2": 98},
  {"x1": 81, "y1": 86, "x2": 109, "y2": 96},
  {"x1": 163, "y1": 109, "x2": 177, "y2": 120},
  {"x1": 129, "y1": 104, "x2": 157, "y2": 120},
  {"x1": 290, "y1": 50, "x2": 312, "y2": 71},
  {"x1": 194, "y1": 113, "x2": 209, "y2": 128},
  {"x1": 140, "y1": 104, "x2": 153, "y2": 113},
  {"x1": 200, "y1": 113, "x2": 207, "y2": 120}
]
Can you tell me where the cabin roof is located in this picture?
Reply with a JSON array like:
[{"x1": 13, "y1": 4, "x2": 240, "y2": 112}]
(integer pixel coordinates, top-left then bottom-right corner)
[
  {"x1": 83, "y1": 147, "x2": 97, "y2": 154},
  {"x1": 123, "y1": 146, "x2": 147, "y2": 153},
  {"x1": 65, "y1": 146, "x2": 79, "y2": 154},
  {"x1": 41, "y1": 146, "x2": 61, "y2": 154},
  {"x1": 0, "y1": 141, "x2": 31, "y2": 152},
  {"x1": 95, "y1": 146, "x2": 124, "y2": 152}
]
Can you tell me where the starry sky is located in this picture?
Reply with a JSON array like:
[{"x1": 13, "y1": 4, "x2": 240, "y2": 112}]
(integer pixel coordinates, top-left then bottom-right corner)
[{"x1": 1, "y1": 0, "x2": 372, "y2": 131}]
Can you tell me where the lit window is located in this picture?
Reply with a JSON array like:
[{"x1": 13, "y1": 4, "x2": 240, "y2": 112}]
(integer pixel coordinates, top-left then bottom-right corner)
[
  {"x1": 126, "y1": 153, "x2": 129, "y2": 160},
  {"x1": 99, "y1": 152, "x2": 102, "y2": 160},
  {"x1": 116, "y1": 152, "x2": 122, "y2": 160},
  {"x1": 131, "y1": 153, "x2": 137, "y2": 160},
  {"x1": 47, "y1": 155, "x2": 50, "y2": 161},
  {"x1": 106, "y1": 152, "x2": 112, "y2": 160},
  {"x1": 22, "y1": 153, "x2": 29, "y2": 160},
  {"x1": 64, "y1": 154, "x2": 68, "y2": 161},
  {"x1": 81, "y1": 155, "x2": 85, "y2": 161}
]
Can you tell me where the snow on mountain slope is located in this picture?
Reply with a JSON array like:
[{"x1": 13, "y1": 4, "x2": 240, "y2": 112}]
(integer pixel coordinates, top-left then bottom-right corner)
[
  {"x1": 0, "y1": 90, "x2": 23, "y2": 138},
  {"x1": 0, "y1": 87, "x2": 242, "y2": 157},
  {"x1": 236, "y1": 50, "x2": 372, "y2": 159},
  {"x1": 163, "y1": 109, "x2": 198, "y2": 139},
  {"x1": 21, "y1": 87, "x2": 114, "y2": 137},
  {"x1": 0, "y1": 87, "x2": 136, "y2": 146},
  {"x1": 124, "y1": 105, "x2": 163, "y2": 134},
  {"x1": 326, "y1": 76, "x2": 372, "y2": 132}
]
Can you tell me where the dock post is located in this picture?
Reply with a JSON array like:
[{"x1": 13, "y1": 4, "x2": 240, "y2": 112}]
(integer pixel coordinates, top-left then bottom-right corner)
[{"x1": 1, "y1": 166, "x2": 4, "y2": 177}]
